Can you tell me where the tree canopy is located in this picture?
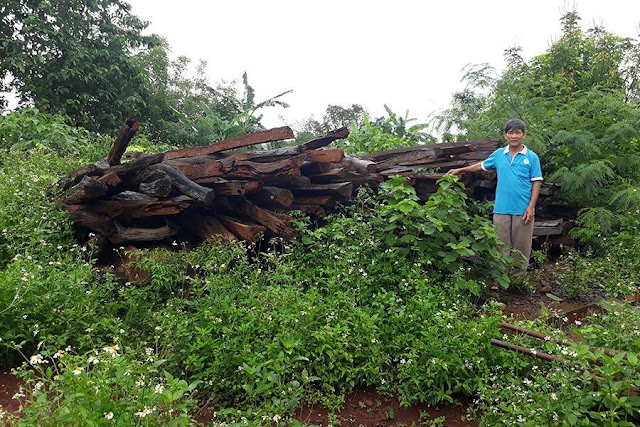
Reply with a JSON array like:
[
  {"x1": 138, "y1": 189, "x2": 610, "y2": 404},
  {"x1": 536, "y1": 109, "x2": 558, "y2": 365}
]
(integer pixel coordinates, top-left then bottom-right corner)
[{"x1": 1, "y1": 0, "x2": 157, "y2": 132}]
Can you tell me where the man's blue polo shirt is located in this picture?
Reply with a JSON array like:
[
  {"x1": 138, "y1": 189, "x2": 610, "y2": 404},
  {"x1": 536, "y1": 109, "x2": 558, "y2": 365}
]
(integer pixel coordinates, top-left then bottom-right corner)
[{"x1": 481, "y1": 146, "x2": 543, "y2": 215}]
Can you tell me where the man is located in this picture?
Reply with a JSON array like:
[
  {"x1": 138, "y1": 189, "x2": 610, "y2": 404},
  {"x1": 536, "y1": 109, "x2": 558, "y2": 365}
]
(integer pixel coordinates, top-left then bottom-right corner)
[{"x1": 447, "y1": 119, "x2": 543, "y2": 276}]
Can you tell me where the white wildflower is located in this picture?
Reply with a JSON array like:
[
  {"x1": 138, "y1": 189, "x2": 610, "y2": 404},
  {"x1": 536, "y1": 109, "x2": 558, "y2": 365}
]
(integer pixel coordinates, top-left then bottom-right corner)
[{"x1": 135, "y1": 407, "x2": 153, "y2": 418}]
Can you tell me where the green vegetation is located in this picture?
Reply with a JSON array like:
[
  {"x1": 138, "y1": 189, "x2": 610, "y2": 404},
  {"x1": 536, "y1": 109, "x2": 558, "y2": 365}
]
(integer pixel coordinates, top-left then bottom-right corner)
[{"x1": 1, "y1": 7, "x2": 640, "y2": 427}]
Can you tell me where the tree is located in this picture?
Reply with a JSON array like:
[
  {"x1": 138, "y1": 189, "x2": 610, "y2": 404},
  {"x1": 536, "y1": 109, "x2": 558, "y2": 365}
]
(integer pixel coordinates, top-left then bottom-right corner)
[
  {"x1": 156, "y1": 70, "x2": 291, "y2": 146},
  {"x1": 296, "y1": 104, "x2": 367, "y2": 142},
  {"x1": 1, "y1": 0, "x2": 156, "y2": 132}
]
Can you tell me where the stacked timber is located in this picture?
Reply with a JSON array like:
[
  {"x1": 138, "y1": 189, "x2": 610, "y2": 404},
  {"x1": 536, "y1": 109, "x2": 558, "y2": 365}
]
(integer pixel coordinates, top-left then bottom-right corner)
[
  {"x1": 58, "y1": 121, "x2": 377, "y2": 249},
  {"x1": 59, "y1": 119, "x2": 573, "y2": 250},
  {"x1": 362, "y1": 139, "x2": 504, "y2": 200}
]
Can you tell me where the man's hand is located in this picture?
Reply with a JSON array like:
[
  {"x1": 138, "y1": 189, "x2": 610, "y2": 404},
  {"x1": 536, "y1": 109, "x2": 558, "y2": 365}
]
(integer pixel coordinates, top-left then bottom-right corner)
[
  {"x1": 523, "y1": 206, "x2": 535, "y2": 224},
  {"x1": 446, "y1": 162, "x2": 483, "y2": 176}
]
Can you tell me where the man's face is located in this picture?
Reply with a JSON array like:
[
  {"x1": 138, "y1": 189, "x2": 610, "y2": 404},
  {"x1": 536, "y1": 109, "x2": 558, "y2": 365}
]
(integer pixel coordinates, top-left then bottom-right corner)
[{"x1": 504, "y1": 129, "x2": 526, "y2": 148}]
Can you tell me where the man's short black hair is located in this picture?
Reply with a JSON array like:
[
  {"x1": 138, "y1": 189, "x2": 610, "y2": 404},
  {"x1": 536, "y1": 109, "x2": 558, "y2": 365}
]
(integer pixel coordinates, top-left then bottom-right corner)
[{"x1": 504, "y1": 119, "x2": 526, "y2": 133}]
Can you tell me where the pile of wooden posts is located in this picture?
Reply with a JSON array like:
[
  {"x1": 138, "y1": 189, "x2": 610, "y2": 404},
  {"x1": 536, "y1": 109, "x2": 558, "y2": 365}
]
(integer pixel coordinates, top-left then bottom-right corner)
[{"x1": 58, "y1": 120, "x2": 573, "y2": 250}]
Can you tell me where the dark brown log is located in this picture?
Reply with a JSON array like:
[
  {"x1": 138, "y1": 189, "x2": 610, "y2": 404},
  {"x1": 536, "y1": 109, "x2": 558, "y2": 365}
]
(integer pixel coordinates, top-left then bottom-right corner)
[
  {"x1": 68, "y1": 210, "x2": 115, "y2": 236},
  {"x1": 176, "y1": 212, "x2": 237, "y2": 241},
  {"x1": 290, "y1": 182, "x2": 353, "y2": 199},
  {"x1": 237, "y1": 157, "x2": 304, "y2": 174},
  {"x1": 229, "y1": 145, "x2": 305, "y2": 163},
  {"x1": 247, "y1": 187, "x2": 294, "y2": 207},
  {"x1": 112, "y1": 191, "x2": 154, "y2": 201},
  {"x1": 112, "y1": 221, "x2": 177, "y2": 244},
  {"x1": 74, "y1": 196, "x2": 194, "y2": 220},
  {"x1": 221, "y1": 159, "x2": 302, "y2": 185},
  {"x1": 362, "y1": 145, "x2": 437, "y2": 162},
  {"x1": 64, "y1": 176, "x2": 109, "y2": 204},
  {"x1": 345, "y1": 172, "x2": 384, "y2": 188},
  {"x1": 139, "y1": 178, "x2": 172, "y2": 198},
  {"x1": 434, "y1": 144, "x2": 474, "y2": 156},
  {"x1": 218, "y1": 215, "x2": 266, "y2": 243},
  {"x1": 362, "y1": 140, "x2": 500, "y2": 164},
  {"x1": 541, "y1": 202, "x2": 580, "y2": 219},
  {"x1": 456, "y1": 151, "x2": 494, "y2": 161},
  {"x1": 70, "y1": 211, "x2": 177, "y2": 247},
  {"x1": 207, "y1": 180, "x2": 249, "y2": 196},
  {"x1": 474, "y1": 179, "x2": 496, "y2": 189},
  {"x1": 305, "y1": 149, "x2": 345, "y2": 163},
  {"x1": 164, "y1": 154, "x2": 229, "y2": 165},
  {"x1": 309, "y1": 168, "x2": 347, "y2": 184},
  {"x1": 278, "y1": 176, "x2": 312, "y2": 188},
  {"x1": 194, "y1": 179, "x2": 263, "y2": 195},
  {"x1": 103, "y1": 153, "x2": 165, "y2": 177},
  {"x1": 164, "y1": 126, "x2": 294, "y2": 160},
  {"x1": 372, "y1": 150, "x2": 442, "y2": 171},
  {"x1": 244, "y1": 180, "x2": 263, "y2": 192},
  {"x1": 300, "y1": 161, "x2": 331, "y2": 176},
  {"x1": 107, "y1": 118, "x2": 140, "y2": 166},
  {"x1": 57, "y1": 161, "x2": 109, "y2": 191},
  {"x1": 165, "y1": 159, "x2": 227, "y2": 180},
  {"x1": 300, "y1": 127, "x2": 350, "y2": 150},
  {"x1": 149, "y1": 164, "x2": 215, "y2": 205},
  {"x1": 292, "y1": 195, "x2": 336, "y2": 207},
  {"x1": 260, "y1": 168, "x2": 302, "y2": 186},
  {"x1": 540, "y1": 182, "x2": 559, "y2": 196}
]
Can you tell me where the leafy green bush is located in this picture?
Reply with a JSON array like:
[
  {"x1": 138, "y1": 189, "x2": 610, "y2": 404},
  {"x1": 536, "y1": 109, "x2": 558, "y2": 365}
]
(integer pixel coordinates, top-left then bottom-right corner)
[
  {"x1": 0, "y1": 108, "x2": 101, "y2": 155},
  {"x1": 335, "y1": 111, "x2": 429, "y2": 156}
]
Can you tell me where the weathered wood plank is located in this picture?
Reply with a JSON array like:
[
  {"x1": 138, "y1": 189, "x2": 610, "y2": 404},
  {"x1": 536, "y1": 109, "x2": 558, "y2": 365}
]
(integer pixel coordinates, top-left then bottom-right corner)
[
  {"x1": 300, "y1": 161, "x2": 331, "y2": 176},
  {"x1": 309, "y1": 168, "x2": 347, "y2": 184},
  {"x1": 229, "y1": 145, "x2": 304, "y2": 163},
  {"x1": 176, "y1": 212, "x2": 237, "y2": 241},
  {"x1": 300, "y1": 127, "x2": 350, "y2": 150},
  {"x1": 305, "y1": 149, "x2": 344, "y2": 163},
  {"x1": 75, "y1": 196, "x2": 194, "y2": 220},
  {"x1": 247, "y1": 187, "x2": 294, "y2": 207},
  {"x1": 218, "y1": 215, "x2": 266, "y2": 243},
  {"x1": 533, "y1": 219, "x2": 564, "y2": 236},
  {"x1": 290, "y1": 182, "x2": 353, "y2": 199}
]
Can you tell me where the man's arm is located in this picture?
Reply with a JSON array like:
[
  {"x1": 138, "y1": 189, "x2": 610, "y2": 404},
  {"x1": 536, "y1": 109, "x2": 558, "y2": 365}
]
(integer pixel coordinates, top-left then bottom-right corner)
[
  {"x1": 446, "y1": 162, "x2": 484, "y2": 176},
  {"x1": 523, "y1": 180, "x2": 542, "y2": 224}
]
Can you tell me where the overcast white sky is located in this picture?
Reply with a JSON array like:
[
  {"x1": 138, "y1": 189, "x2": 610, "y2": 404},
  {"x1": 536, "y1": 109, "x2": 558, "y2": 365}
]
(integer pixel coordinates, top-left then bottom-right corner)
[{"x1": 54, "y1": 1, "x2": 640, "y2": 132}]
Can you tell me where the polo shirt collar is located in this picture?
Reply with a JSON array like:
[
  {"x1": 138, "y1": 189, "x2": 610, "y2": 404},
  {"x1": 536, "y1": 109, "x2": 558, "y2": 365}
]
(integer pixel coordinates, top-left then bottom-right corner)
[{"x1": 503, "y1": 145, "x2": 528, "y2": 155}]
